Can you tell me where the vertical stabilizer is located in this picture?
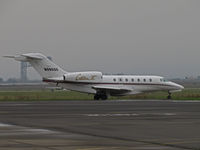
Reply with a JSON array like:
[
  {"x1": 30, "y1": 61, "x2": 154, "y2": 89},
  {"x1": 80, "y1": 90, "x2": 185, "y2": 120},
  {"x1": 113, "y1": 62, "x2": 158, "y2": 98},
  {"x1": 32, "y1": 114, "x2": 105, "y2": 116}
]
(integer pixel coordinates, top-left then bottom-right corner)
[{"x1": 5, "y1": 53, "x2": 66, "y2": 78}]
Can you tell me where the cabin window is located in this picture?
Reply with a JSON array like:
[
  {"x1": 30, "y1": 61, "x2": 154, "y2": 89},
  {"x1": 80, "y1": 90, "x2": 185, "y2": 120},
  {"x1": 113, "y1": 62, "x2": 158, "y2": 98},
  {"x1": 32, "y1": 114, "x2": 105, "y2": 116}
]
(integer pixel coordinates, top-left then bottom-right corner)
[
  {"x1": 143, "y1": 79, "x2": 146, "y2": 82},
  {"x1": 125, "y1": 78, "x2": 128, "y2": 82},
  {"x1": 137, "y1": 79, "x2": 140, "y2": 82},
  {"x1": 131, "y1": 78, "x2": 134, "y2": 82},
  {"x1": 119, "y1": 78, "x2": 122, "y2": 82},
  {"x1": 149, "y1": 79, "x2": 152, "y2": 82},
  {"x1": 113, "y1": 78, "x2": 116, "y2": 82}
]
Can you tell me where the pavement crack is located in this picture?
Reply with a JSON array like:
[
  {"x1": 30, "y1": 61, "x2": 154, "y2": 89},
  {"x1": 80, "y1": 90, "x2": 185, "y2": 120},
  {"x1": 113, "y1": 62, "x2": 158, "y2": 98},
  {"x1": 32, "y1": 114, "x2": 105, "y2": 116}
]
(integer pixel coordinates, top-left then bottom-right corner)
[
  {"x1": 12, "y1": 140, "x2": 58, "y2": 150},
  {"x1": 48, "y1": 127, "x2": 199, "y2": 150}
]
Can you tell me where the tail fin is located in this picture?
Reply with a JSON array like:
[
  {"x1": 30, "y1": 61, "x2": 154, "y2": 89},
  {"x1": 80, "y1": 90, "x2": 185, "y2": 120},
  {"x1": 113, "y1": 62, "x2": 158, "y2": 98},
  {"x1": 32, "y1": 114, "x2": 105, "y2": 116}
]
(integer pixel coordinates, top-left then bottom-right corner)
[{"x1": 4, "y1": 53, "x2": 66, "y2": 78}]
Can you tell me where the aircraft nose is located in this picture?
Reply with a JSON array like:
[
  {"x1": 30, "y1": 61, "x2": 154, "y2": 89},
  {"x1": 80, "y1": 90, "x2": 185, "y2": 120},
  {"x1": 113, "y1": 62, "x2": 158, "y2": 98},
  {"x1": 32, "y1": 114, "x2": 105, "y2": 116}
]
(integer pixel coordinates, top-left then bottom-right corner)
[
  {"x1": 178, "y1": 84, "x2": 184, "y2": 90},
  {"x1": 175, "y1": 83, "x2": 184, "y2": 90}
]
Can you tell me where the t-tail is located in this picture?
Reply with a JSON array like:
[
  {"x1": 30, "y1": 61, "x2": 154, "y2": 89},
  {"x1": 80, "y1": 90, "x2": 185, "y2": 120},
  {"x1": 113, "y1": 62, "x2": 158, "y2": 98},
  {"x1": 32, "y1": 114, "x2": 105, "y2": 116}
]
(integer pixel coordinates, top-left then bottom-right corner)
[{"x1": 4, "y1": 53, "x2": 66, "y2": 79}]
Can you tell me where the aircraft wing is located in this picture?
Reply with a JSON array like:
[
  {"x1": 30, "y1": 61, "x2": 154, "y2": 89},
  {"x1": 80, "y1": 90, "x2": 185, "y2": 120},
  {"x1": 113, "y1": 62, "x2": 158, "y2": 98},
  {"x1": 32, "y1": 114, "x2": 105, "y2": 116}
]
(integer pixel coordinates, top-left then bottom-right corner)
[
  {"x1": 92, "y1": 85, "x2": 131, "y2": 91},
  {"x1": 92, "y1": 85, "x2": 133, "y2": 96}
]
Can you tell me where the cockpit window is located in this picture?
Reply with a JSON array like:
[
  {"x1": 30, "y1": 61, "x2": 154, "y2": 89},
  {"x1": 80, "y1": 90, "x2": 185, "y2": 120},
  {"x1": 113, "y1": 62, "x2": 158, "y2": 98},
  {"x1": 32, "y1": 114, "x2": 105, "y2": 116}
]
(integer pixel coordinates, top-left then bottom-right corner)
[
  {"x1": 163, "y1": 79, "x2": 169, "y2": 82},
  {"x1": 161, "y1": 78, "x2": 169, "y2": 82}
]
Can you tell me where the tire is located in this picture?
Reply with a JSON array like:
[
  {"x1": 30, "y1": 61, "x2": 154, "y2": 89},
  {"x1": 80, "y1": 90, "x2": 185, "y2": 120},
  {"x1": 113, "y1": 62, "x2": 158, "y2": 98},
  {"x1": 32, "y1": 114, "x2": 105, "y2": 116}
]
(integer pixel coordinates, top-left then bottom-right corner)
[
  {"x1": 167, "y1": 95, "x2": 171, "y2": 99},
  {"x1": 94, "y1": 95, "x2": 99, "y2": 100},
  {"x1": 101, "y1": 95, "x2": 108, "y2": 100}
]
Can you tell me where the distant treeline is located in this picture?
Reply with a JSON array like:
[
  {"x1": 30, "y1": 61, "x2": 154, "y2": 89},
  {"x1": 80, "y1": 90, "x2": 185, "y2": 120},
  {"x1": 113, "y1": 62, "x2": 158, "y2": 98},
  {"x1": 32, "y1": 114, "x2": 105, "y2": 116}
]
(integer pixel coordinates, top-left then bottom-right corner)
[
  {"x1": 0, "y1": 77, "x2": 41, "y2": 83},
  {"x1": 171, "y1": 79, "x2": 200, "y2": 88}
]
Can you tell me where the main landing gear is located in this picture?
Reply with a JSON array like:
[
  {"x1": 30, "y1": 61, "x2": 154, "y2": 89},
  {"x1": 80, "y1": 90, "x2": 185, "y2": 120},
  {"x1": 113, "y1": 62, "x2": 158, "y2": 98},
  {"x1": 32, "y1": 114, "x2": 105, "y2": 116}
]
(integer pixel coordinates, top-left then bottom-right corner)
[
  {"x1": 94, "y1": 92, "x2": 108, "y2": 100},
  {"x1": 167, "y1": 91, "x2": 172, "y2": 99}
]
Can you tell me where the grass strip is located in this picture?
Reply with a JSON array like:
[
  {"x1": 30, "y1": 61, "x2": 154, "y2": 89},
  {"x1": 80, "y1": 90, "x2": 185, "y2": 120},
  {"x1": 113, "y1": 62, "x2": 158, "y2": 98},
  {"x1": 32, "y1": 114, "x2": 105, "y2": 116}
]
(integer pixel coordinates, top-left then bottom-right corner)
[{"x1": 0, "y1": 89, "x2": 200, "y2": 101}]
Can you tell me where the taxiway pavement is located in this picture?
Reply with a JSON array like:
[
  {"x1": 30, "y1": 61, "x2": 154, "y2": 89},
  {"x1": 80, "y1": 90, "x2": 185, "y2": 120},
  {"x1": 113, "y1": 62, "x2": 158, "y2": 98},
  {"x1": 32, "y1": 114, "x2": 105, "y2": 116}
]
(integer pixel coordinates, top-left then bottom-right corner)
[{"x1": 0, "y1": 100, "x2": 200, "y2": 150}]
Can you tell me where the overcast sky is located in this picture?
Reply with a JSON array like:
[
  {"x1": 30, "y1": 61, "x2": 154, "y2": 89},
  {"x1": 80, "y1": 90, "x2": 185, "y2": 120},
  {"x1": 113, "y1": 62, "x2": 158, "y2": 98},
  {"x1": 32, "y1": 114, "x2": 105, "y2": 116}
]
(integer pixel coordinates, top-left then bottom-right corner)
[{"x1": 0, "y1": 0, "x2": 200, "y2": 80}]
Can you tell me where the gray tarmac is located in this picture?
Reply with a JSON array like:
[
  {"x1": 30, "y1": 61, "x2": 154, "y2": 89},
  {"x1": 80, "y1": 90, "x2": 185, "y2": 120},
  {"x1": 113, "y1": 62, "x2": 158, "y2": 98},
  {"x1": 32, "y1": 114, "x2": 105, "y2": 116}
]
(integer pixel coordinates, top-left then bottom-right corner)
[{"x1": 0, "y1": 100, "x2": 200, "y2": 150}]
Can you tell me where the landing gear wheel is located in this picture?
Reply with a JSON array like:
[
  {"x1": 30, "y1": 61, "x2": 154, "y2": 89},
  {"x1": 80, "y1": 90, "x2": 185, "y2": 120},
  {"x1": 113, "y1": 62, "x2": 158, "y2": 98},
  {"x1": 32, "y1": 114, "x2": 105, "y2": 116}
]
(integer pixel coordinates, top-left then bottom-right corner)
[
  {"x1": 101, "y1": 95, "x2": 108, "y2": 100},
  {"x1": 94, "y1": 95, "x2": 100, "y2": 100},
  {"x1": 167, "y1": 92, "x2": 172, "y2": 99},
  {"x1": 167, "y1": 95, "x2": 171, "y2": 99},
  {"x1": 94, "y1": 93, "x2": 108, "y2": 100}
]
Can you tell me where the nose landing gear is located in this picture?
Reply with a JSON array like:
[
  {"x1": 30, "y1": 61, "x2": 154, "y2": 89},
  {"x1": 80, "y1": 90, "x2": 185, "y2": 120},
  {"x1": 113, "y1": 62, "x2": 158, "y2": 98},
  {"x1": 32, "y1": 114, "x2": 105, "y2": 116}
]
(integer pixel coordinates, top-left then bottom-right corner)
[{"x1": 167, "y1": 91, "x2": 172, "y2": 99}]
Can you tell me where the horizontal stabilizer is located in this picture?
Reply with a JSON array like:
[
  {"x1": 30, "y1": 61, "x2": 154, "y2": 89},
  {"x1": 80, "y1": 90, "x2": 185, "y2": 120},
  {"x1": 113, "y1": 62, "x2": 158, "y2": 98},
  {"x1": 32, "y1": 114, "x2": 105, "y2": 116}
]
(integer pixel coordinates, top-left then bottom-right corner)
[
  {"x1": 4, "y1": 53, "x2": 43, "y2": 61},
  {"x1": 21, "y1": 54, "x2": 43, "y2": 60}
]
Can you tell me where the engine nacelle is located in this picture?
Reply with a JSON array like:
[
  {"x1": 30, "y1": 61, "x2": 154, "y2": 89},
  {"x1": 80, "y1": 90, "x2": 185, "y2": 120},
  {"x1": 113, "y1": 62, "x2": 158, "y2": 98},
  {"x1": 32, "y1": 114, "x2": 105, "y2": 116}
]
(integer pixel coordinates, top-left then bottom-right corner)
[{"x1": 64, "y1": 71, "x2": 103, "y2": 82}]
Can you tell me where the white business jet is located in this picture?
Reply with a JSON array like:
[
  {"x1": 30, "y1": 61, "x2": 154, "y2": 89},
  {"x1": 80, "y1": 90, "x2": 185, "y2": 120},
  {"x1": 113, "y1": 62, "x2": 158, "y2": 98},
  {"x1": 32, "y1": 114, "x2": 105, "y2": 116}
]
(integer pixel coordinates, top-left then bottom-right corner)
[{"x1": 5, "y1": 53, "x2": 184, "y2": 100}]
